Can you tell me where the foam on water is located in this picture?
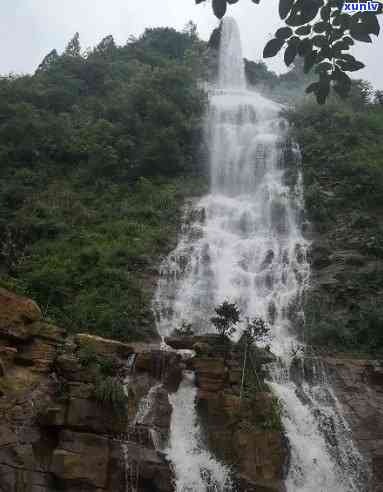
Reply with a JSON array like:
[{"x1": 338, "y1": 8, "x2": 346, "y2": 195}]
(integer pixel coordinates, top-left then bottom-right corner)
[{"x1": 167, "y1": 371, "x2": 232, "y2": 492}]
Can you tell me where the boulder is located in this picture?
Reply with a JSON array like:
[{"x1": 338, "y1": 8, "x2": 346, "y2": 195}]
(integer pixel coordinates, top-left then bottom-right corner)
[{"x1": 0, "y1": 288, "x2": 42, "y2": 341}]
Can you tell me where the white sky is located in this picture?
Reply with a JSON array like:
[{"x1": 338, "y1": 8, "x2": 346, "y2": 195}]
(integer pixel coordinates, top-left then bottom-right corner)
[{"x1": 1, "y1": 0, "x2": 382, "y2": 89}]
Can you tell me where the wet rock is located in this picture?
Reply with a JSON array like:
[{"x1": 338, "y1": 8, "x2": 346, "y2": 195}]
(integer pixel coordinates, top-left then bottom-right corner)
[
  {"x1": 191, "y1": 345, "x2": 287, "y2": 491},
  {"x1": 325, "y1": 356, "x2": 383, "y2": 491}
]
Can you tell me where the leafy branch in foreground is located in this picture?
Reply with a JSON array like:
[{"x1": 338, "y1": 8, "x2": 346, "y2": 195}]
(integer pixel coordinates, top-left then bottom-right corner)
[{"x1": 196, "y1": 0, "x2": 381, "y2": 103}]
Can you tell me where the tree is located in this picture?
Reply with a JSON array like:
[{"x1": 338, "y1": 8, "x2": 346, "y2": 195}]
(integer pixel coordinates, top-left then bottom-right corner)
[
  {"x1": 65, "y1": 32, "x2": 81, "y2": 57},
  {"x1": 240, "y1": 316, "x2": 270, "y2": 401},
  {"x1": 36, "y1": 49, "x2": 59, "y2": 72},
  {"x1": 196, "y1": 0, "x2": 382, "y2": 104},
  {"x1": 211, "y1": 301, "x2": 240, "y2": 339},
  {"x1": 243, "y1": 316, "x2": 270, "y2": 346},
  {"x1": 94, "y1": 35, "x2": 116, "y2": 58}
]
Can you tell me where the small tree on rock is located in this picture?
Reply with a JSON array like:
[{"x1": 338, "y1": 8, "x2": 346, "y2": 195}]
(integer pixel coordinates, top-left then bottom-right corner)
[
  {"x1": 211, "y1": 301, "x2": 240, "y2": 340},
  {"x1": 243, "y1": 316, "x2": 270, "y2": 347},
  {"x1": 240, "y1": 316, "x2": 270, "y2": 402}
]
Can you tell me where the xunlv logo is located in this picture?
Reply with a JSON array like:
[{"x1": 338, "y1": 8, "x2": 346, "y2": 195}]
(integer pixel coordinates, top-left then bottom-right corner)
[{"x1": 342, "y1": 1, "x2": 380, "y2": 11}]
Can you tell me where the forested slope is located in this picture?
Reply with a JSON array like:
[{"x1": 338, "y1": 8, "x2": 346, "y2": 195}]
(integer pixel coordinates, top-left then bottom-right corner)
[
  {"x1": 287, "y1": 93, "x2": 383, "y2": 353},
  {"x1": 0, "y1": 26, "x2": 208, "y2": 341}
]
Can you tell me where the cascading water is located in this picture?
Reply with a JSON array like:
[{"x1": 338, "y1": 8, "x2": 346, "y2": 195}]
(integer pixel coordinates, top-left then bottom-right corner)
[{"x1": 154, "y1": 16, "x2": 367, "y2": 492}]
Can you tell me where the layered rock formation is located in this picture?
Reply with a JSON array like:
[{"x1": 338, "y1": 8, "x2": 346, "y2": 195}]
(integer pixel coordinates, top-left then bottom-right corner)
[
  {"x1": 0, "y1": 288, "x2": 180, "y2": 492},
  {"x1": 0, "y1": 289, "x2": 288, "y2": 492},
  {"x1": 325, "y1": 356, "x2": 383, "y2": 492},
  {"x1": 166, "y1": 335, "x2": 288, "y2": 492}
]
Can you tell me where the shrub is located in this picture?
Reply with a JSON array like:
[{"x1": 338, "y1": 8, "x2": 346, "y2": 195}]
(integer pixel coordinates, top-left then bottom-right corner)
[
  {"x1": 94, "y1": 376, "x2": 127, "y2": 412},
  {"x1": 211, "y1": 301, "x2": 240, "y2": 340}
]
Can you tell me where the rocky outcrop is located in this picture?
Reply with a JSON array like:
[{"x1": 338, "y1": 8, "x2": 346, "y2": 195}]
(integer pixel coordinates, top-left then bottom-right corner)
[
  {"x1": 10, "y1": 291, "x2": 383, "y2": 491},
  {"x1": 0, "y1": 288, "x2": 183, "y2": 492},
  {"x1": 0, "y1": 291, "x2": 291, "y2": 492},
  {"x1": 325, "y1": 356, "x2": 383, "y2": 492},
  {"x1": 166, "y1": 335, "x2": 287, "y2": 491}
]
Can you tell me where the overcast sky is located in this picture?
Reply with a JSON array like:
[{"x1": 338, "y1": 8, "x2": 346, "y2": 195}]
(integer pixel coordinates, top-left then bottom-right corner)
[{"x1": 1, "y1": 0, "x2": 382, "y2": 89}]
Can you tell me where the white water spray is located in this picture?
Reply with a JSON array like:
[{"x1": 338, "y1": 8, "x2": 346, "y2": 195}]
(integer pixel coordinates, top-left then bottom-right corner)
[
  {"x1": 167, "y1": 371, "x2": 232, "y2": 492},
  {"x1": 154, "y1": 17, "x2": 367, "y2": 491}
]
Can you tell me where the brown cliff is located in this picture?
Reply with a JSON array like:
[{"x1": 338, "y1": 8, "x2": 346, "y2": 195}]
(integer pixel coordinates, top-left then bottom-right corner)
[{"x1": 0, "y1": 289, "x2": 289, "y2": 492}]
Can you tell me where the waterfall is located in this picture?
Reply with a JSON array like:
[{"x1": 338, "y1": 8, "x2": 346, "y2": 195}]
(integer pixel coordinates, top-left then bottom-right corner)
[
  {"x1": 154, "y1": 16, "x2": 367, "y2": 491},
  {"x1": 167, "y1": 371, "x2": 232, "y2": 492}
]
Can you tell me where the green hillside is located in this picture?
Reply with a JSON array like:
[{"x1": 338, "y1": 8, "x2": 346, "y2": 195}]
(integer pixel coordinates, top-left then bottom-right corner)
[{"x1": 0, "y1": 26, "x2": 208, "y2": 341}]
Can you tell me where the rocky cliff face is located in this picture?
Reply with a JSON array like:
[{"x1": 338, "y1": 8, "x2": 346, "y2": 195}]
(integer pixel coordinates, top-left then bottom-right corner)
[
  {"x1": 166, "y1": 336, "x2": 288, "y2": 492},
  {"x1": 4, "y1": 288, "x2": 381, "y2": 491},
  {"x1": 0, "y1": 289, "x2": 287, "y2": 492},
  {"x1": 325, "y1": 356, "x2": 383, "y2": 492},
  {"x1": 0, "y1": 288, "x2": 183, "y2": 492}
]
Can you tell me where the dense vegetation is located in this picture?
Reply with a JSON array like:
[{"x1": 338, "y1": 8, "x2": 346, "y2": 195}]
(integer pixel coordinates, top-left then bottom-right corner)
[
  {"x1": 1, "y1": 16, "x2": 382, "y2": 352},
  {"x1": 0, "y1": 26, "x2": 208, "y2": 341},
  {"x1": 286, "y1": 88, "x2": 383, "y2": 353}
]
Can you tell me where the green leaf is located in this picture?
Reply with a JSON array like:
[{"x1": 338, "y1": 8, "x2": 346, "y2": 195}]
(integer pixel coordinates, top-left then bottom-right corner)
[
  {"x1": 312, "y1": 35, "x2": 329, "y2": 48},
  {"x1": 263, "y1": 38, "x2": 285, "y2": 58},
  {"x1": 284, "y1": 43, "x2": 297, "y2": 66},
  {"x1": 336, "y1": 59, "x2": 365, "y2": 71},
  {"x1": 295, "y1": 25, "x2": 311, "y2": 35},
  {"x1": 212, "y1": 0, "x2": 227, "y2": 19},
  {"x1": 332, "y1": 39, "x2": 351, "y2": 53},
  {"x1": 342, "y1": 36, "x2": 355, "y2": 47},
  {"x1": 279, "y1": 0, "x2": 295, "y2": 20},
  {"x1": 350, "y1": 27, "x2": 372, "y2": 43},
  {"x1": 316, "y1": 75, "x2": 330, "y2": 104},
  {"x1": 330, "y1": 28, "x2": 344, "y2": 41},
  {"x1": 313, "y1": 21, "x2": 328, "y2": 33},
  {"x1": 333, "y1": 13, "x2": 350, "y2": 28},
  {"x1": 331, "y1": 67, "x2": 351, "y2": 89},
  {"x1": 350, "y1": 13, "x2": 376, "y2": 42},
  {"x1": 320, "y1": 5, "x2": 331, "y2": 21},
  {"x1": 332, "y1": 68, "x2": 351, "y2": 98},
  {"x1": 287, "y1": 0, "x2": 322, "y2": 26},
  {"x1": 298, "y1": 37, "x2": 313, "y2": 56},
  {"x1": 315, "y1": 61, "x2": 333, "y2": 72},
  {"x1": 338, "y1": 53, "x2": 356, "y2": 62},
  {"x1": 288, "y1": 35, "x2": 301, "y2": 46},
  {"x1": 304, "y1": 51, "x2": 318, "y2": 73},
  {"x1": 276, "y1": 27, "x2": 293, "y2": 39},
  {"x1": 360, "y1": 12, "x2": 380, "y2": 36}
]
